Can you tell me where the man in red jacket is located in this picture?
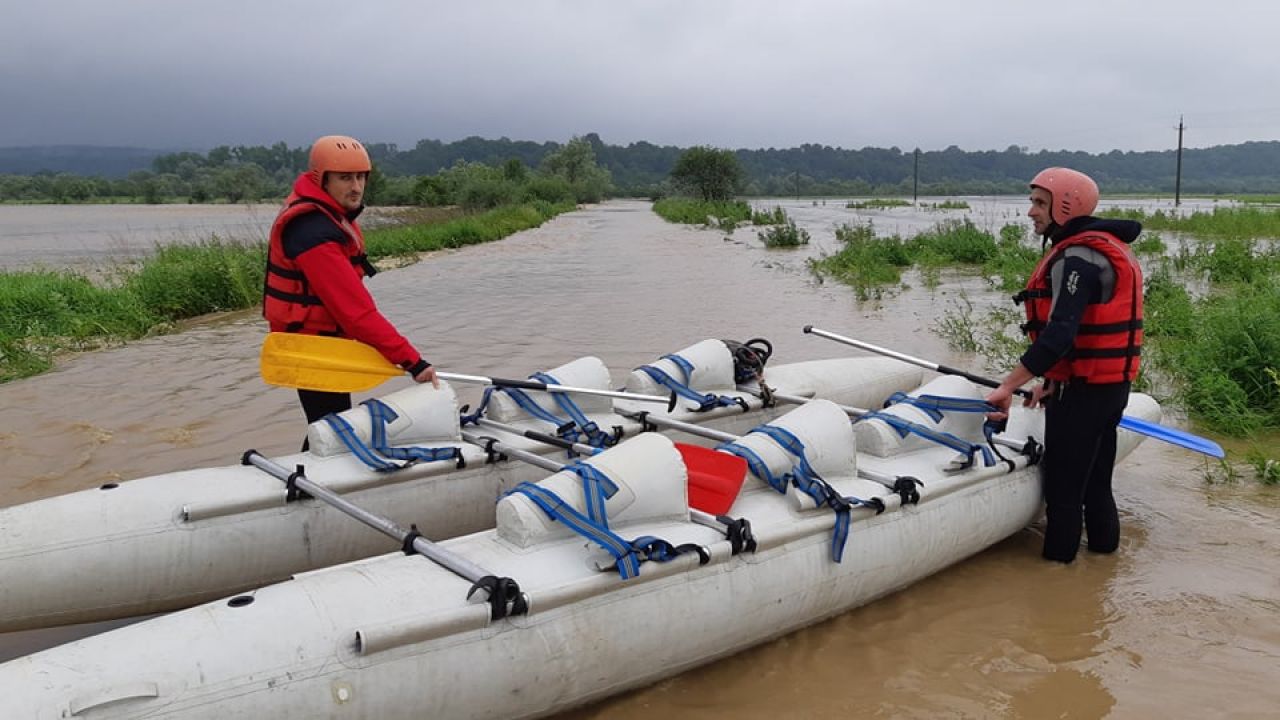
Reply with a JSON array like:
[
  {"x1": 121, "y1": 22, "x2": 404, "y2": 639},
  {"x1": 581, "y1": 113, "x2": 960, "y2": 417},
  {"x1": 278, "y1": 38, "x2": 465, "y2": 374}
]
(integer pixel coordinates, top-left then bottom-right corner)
[
  {"x1": 985, "y1": 167, "x2": 1144, "y2": 563},
  {"x1": 264, "y1": 135, "x2": 436, "y2": 443}
]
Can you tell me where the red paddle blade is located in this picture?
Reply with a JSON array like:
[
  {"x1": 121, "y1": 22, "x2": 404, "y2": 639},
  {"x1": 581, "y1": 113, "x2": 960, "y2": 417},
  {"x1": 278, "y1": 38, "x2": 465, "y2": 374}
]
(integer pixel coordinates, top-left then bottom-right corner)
[{"x1": 676, "y1": 443, "x2": 748, "y2": 516}]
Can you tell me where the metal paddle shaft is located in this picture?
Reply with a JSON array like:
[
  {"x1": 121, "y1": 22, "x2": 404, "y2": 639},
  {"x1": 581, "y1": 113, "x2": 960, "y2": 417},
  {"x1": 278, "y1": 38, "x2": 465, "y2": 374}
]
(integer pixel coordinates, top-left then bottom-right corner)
[
  {"x1": 803, "y1": 325, "x2": 1226, "y2": 459},
  {"x1": 242, "y1": 451, "x2": 496, "y2": 587},
  {"x1": 440, "y1": 372, "x2": 677, "y2": 409},
  {"x1": 803, "y1": 326, "x2": 1000, "y2": 390},
  {"x1": 458, "y1": 430, "x2": 725, "y2": 530}
]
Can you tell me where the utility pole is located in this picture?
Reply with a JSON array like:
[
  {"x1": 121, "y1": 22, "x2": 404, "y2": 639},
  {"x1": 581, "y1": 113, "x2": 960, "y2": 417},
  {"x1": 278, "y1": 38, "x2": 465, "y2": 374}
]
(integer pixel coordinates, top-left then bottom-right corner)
[
  {"x1": 794, "y1": 170, "x2": 800, "y2": 200},
  {"x1": 1174, "y1": 116, "x2": 1185, "y2": 207},
  {"x1": 913, "y1": 148, "x2": 920, "y2": 205}
]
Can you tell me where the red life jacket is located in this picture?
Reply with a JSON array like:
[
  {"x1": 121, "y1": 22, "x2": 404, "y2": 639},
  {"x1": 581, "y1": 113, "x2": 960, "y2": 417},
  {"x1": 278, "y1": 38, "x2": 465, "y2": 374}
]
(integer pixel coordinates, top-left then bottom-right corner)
[
  {"x1": 1021, "y1": 232, "x2": 1143, "y2": 383},
  {"x1": 262, "y1": 176, "x2": 376, "y2": 335}
]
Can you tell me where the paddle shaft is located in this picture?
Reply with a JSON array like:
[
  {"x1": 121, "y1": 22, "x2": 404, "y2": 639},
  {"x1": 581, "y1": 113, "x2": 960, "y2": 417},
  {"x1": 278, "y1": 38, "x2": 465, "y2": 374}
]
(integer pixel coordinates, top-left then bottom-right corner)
[
  {"x1": 458, "y1": 431, "x2": 723, "y2": 529},
  {"x1": 804, "y1": 325, "x2": 1226, "y2": 458},
  {"x1": 803, "y1": 326, "x2": 1011, "y2": 393},
  {"x1": 440, "y1": 372, "x2": 677, "y2": 408},
  {"x1": 242, "y1": 451, "x2": 495, "y2": 587}
]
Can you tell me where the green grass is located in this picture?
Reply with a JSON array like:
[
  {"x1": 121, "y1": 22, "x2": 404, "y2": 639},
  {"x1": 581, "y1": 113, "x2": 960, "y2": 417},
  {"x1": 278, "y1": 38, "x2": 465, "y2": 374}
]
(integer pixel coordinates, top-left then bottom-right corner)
[
  {"x1": 365, "y1": 202, "x2": 570, "y2": 258},
  {"x1": 0, "y1": 270, "x2": 161, "y2": 381},
  {"x1": 1101, "y1": 205, "x2": 1280, "y2": 239},
  {"x1": 1148, "y1": 277, "x2": 1280, "y2": 436},
  {"x1": 808, "y1": 223, "x2": 910, "y2": 300},
  {"x1": 652, "y1": 198, "x2": 753, "y2": 226},
  {"x1": 812, "y1": 219, "x2": 1036, "y2": 296}
]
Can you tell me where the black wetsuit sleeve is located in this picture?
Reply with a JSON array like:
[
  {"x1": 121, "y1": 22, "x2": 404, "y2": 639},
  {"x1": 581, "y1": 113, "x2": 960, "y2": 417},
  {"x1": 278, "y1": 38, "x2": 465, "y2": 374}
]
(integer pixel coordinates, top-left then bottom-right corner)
[
  {"x1": 1020, "y1": 255, "x2": 1103, "y2": 377},
  {"x1": 281, "y1": 212, "x2": 345, "y2": 259}
]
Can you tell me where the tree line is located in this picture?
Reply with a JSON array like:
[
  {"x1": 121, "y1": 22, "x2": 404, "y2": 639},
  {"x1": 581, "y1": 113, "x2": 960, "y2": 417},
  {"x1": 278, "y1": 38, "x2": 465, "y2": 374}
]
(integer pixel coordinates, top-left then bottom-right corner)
[{"x1": 5, "y1": 134, "x2": 1280, "y2": 204}]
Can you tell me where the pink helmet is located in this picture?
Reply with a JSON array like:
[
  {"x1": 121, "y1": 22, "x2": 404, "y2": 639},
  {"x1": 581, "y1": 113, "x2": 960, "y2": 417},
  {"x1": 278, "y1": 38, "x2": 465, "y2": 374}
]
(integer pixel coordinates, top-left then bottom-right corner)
[{"x1": 1030, "y1": 167, "x2": 1098, "y2": 225}]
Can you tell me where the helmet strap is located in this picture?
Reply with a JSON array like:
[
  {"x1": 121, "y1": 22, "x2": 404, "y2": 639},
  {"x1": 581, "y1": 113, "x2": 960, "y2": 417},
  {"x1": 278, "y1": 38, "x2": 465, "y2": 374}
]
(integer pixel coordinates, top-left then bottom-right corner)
[{"x1": 1041, "y1": 221, "x2": 1060, "y2": 250}]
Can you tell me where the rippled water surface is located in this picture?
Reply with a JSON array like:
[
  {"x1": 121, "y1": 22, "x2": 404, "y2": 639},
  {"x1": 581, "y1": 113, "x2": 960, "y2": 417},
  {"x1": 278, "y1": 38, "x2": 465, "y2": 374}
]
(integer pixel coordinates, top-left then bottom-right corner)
[{"x1": 1, "y1": 199, "x2": 1276, "y2": 718}]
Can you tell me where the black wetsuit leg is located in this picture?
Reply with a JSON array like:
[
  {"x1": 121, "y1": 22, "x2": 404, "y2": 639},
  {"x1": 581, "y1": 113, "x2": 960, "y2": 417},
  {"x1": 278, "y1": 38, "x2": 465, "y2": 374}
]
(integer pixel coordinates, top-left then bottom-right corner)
[{"x1": 1041, "y1": 381, "x2": 1130, "y2": 563}]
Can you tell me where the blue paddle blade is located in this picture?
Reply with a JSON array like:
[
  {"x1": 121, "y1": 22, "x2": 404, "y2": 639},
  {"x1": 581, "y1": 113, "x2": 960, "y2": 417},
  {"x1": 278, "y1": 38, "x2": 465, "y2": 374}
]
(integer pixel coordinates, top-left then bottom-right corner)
[{"x1": 1119, "y1": 415, "x2": 1225, "y2": 459}]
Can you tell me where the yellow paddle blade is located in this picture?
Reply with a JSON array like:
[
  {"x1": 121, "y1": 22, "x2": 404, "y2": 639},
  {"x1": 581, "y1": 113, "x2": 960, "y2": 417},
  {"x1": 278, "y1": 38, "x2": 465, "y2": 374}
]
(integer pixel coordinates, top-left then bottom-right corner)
[{"x1": 259, "y1": 332, "x2": 401, "y2": 393}]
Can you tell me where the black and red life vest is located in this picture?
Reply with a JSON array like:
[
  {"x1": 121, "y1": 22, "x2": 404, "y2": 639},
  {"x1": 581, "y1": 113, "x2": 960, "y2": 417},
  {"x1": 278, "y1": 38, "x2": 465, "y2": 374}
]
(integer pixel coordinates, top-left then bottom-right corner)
[
  {"x1": 262, "y1": 176, "x2": 376, "y2": 336},
  {"x1": 1020, "y1": 232, "x2": 1144, "y2": 383}
]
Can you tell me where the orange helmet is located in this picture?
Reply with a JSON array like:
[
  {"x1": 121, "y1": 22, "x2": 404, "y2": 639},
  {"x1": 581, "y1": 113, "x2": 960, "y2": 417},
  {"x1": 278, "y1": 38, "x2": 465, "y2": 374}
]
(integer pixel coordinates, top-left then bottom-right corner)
[
  {"x1": 1030, "y1": 167, "x2": 1098, "y2": 225},
  {"x1": 307, "y1": 135, "x2": 371, "y2": 186}
]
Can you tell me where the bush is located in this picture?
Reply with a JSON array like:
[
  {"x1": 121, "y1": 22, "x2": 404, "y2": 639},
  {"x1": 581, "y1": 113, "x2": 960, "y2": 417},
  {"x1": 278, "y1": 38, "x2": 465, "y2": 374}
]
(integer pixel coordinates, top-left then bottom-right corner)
[{"x1": 758, "y1": 219, "x2": 810, "y2": 248}]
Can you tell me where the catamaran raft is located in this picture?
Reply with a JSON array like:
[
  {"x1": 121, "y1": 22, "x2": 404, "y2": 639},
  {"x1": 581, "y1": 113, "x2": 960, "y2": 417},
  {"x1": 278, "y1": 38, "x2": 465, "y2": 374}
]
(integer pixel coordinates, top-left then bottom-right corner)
[{"x1": 0, "y1": 332, "x2": 1163, "y2": 720}]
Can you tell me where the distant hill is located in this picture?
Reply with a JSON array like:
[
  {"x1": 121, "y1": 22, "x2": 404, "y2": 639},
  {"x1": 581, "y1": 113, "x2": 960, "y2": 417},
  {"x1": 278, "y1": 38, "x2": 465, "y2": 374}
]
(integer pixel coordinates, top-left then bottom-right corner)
[{"x1": 0, "y1": 145, "x2": 173, "y2": 178}]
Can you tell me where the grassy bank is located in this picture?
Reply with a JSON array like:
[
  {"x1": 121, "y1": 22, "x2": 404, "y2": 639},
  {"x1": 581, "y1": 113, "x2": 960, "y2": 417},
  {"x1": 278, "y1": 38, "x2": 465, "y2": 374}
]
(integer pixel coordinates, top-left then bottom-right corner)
[{"x1": 0, "y1": 201, "x2": 572, "y2": 383}]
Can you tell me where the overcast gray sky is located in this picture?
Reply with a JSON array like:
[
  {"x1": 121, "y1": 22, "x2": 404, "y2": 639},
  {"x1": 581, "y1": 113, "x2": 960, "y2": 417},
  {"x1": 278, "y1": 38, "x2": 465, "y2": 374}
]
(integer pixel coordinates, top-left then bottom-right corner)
[{"x1": 4, "y1": 0, "x2": 1278, "y2": 154}]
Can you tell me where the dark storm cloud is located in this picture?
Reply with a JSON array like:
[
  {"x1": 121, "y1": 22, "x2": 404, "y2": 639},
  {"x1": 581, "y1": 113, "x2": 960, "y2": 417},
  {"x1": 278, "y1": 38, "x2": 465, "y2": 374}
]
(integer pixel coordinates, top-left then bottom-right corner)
[{"x1": 4, "y1": 0, "x2": 1279, "y2": 152}]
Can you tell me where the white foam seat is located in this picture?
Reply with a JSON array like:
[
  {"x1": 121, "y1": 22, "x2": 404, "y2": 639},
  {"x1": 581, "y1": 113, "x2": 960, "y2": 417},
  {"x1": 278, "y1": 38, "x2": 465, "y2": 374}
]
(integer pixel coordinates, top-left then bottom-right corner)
[
  {"x1": 853, "y1": 375, "x2": 988, "y2": 457},
  {"x1": 624, "y1": 339, "x2": 737, "y2": 398},
  {"x1": 496, "y1": 433, "x2": 689, "y2": 548},
  {"x1": 727, "y1": 399, "x2": 859, "y2": 510},
  {"x1": 307, "y1": 382, "x2": 461, "y2": 458}
]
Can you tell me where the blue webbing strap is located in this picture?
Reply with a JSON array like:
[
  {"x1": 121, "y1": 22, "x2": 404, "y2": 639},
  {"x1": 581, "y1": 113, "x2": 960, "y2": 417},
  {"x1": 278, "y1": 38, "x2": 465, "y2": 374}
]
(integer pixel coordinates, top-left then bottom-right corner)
[
  {"x1": 322, "y1": 400, "x2": 463, "y2": 472},
  {"x1": 885, "y1": 392, "x2": 995, "y2": 419},
  {"x1": 458, "y1": 387, "x2": 581, "y2": 459},
  {"x1": 458, "y1": 381, "x2": 582, "y2": 446},
  {"x1": 636, "y1": 354, "x2": 740, "y2": 413},
  {"x1": 531, "y1": 371, "x2": 613, "y2": 448},
  {"x1": 719, "y1": 423, "x2": 879, "y2": 563},
  {"x1": 509, "y1": 483, "x2": 642, "y2": 578},
  {"x1": 887, "y1": 393, "x2": 1012, "y2": 466},
  {"x1": 322, "y1": 412, "x2": 402, "y2": 471},
  {"x1": 499, "y1": 387, "x2": 581, "y2": 441},
  {"x1": 364, "y1": 399, "x2": 463, "y2": 466},
  {"x1": 858, "y1": 405, "x2": 996, "y2": 469},
  {"x1": 457, "y1": 386, "x2": 496, "y2": 427},
  {"x1": 714, "y1": 441, "x2": 789, "y2": 494},
  {"x1": 562, "y1": 460, "x2": 619, "y2": 529},
  {"x1": 508, "y1": 482, "x2": 706, "y2": 580},
  {"x1": 752, "y1": 425, "x2": 881, "y2": 563}
]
